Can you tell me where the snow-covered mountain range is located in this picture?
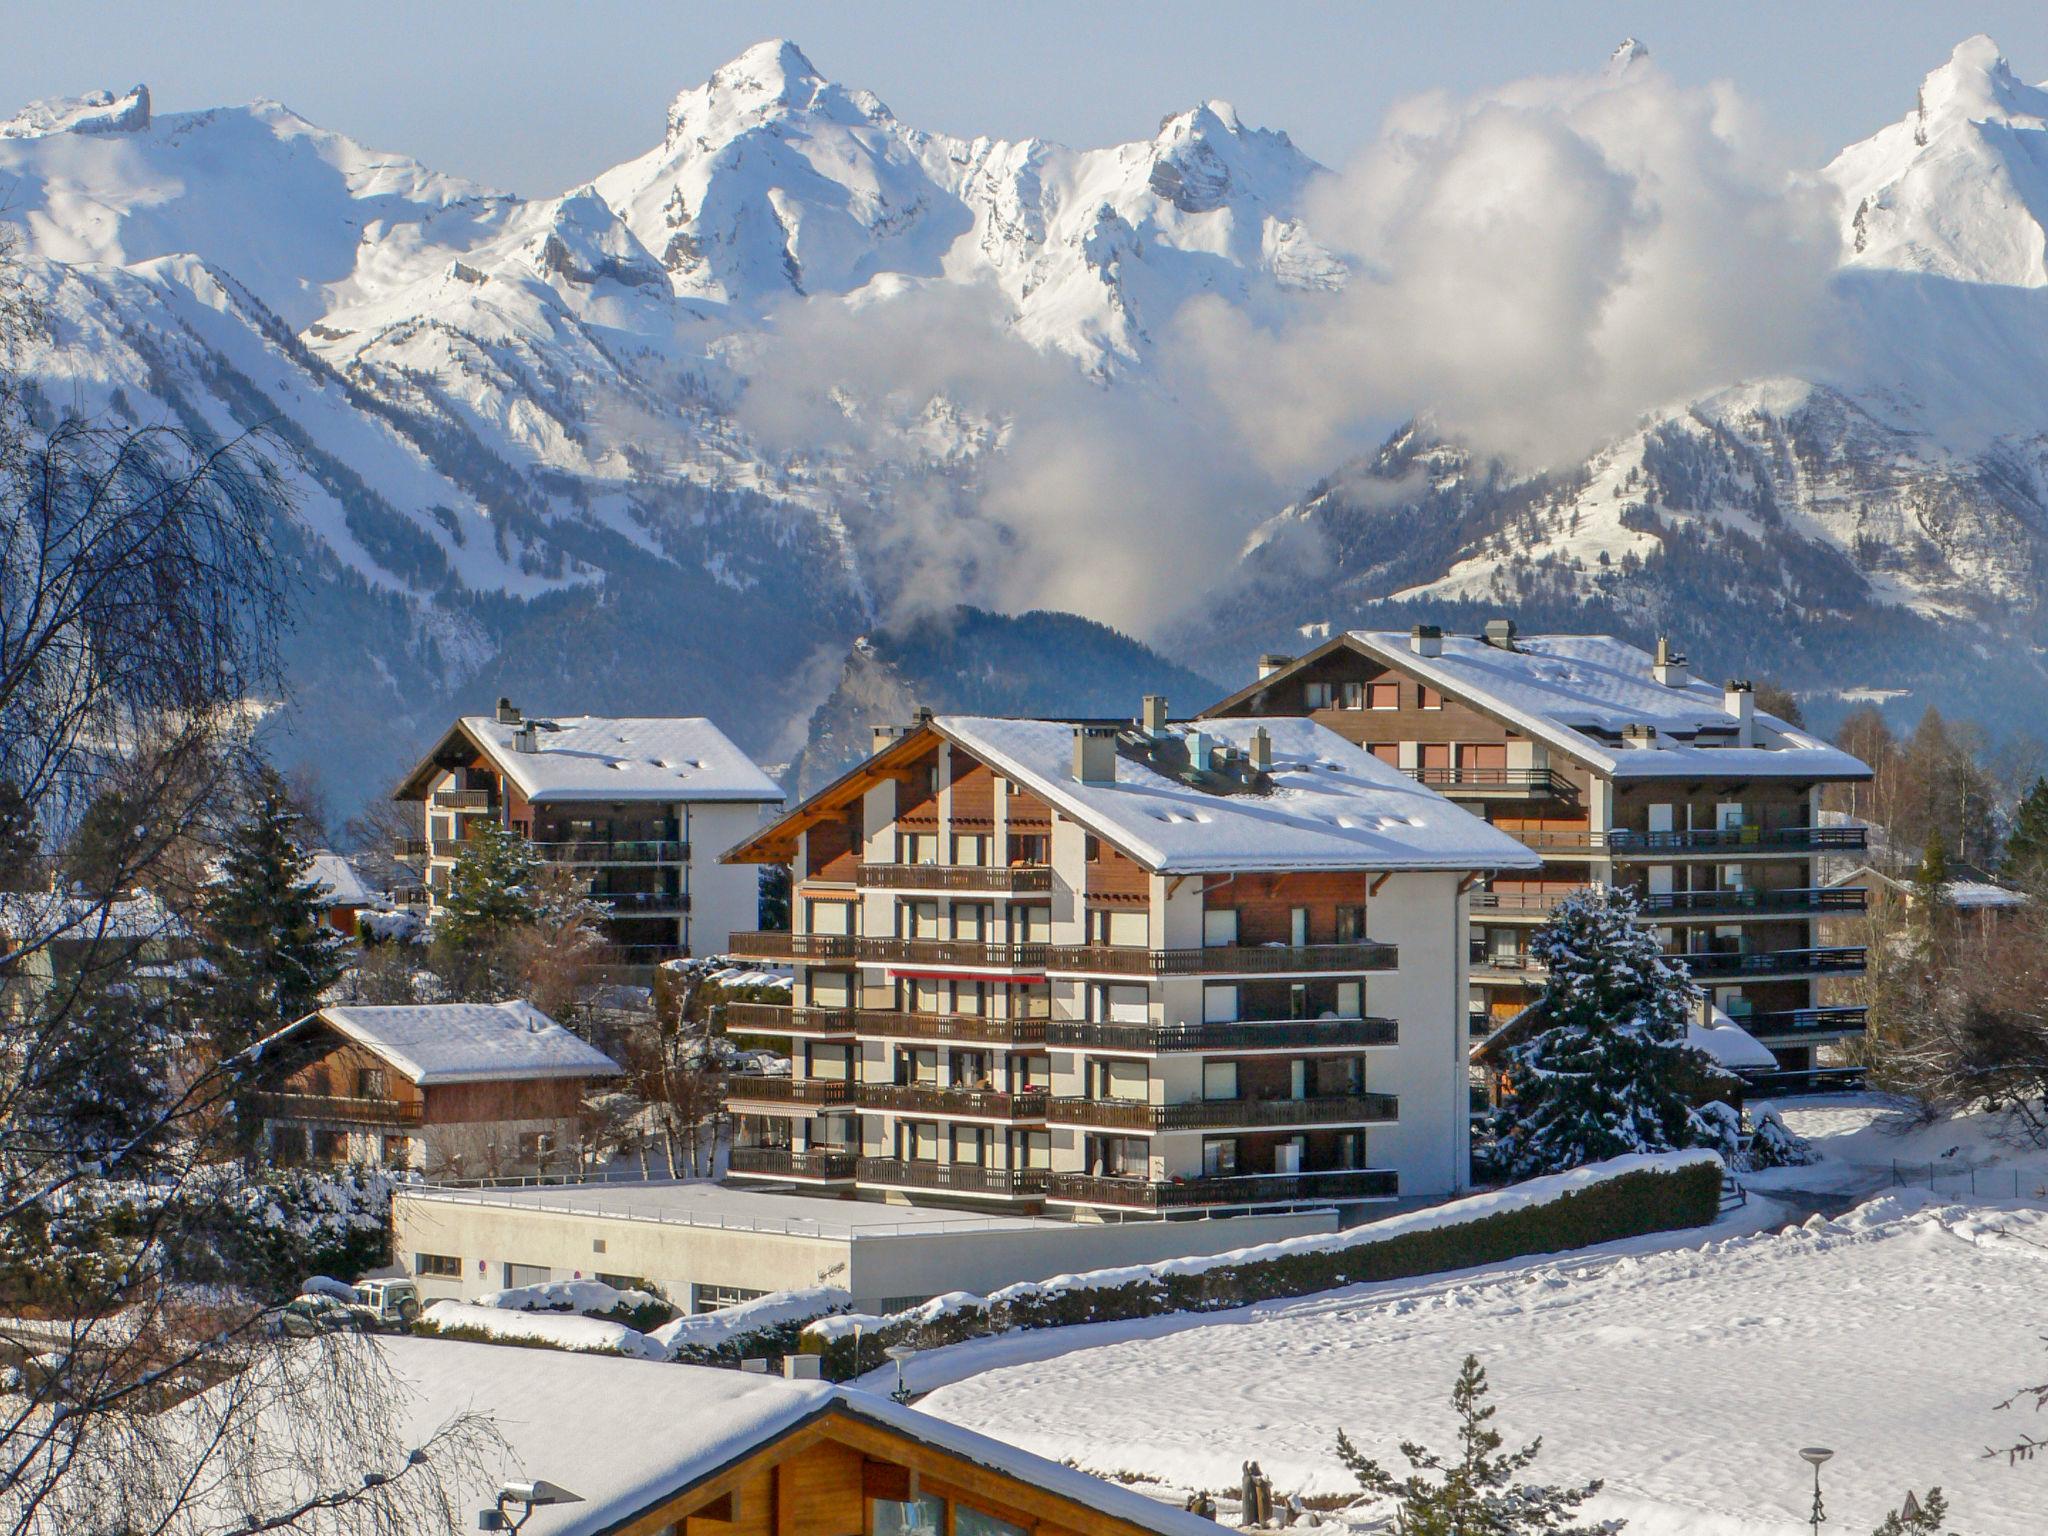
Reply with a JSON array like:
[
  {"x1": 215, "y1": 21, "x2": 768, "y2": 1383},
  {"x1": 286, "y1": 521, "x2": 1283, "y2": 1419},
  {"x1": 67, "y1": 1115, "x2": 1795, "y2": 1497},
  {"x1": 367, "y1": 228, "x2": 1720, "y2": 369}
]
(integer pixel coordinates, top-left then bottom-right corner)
[{"x1": 5, "y1": 35, "x2": 2048, "y2": 809}]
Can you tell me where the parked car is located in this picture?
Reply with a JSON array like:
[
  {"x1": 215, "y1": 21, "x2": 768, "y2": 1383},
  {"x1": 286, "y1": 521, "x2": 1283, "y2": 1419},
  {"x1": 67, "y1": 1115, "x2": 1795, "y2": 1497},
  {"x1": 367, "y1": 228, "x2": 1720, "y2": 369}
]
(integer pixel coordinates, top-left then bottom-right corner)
[{"x1": 350, "y1": 1277, "x2": 420, "y2": 1328}]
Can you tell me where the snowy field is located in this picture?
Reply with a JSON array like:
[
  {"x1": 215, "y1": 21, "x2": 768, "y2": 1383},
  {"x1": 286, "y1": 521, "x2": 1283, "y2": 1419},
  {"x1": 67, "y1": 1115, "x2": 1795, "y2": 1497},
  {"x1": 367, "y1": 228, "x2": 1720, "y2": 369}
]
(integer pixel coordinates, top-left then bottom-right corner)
[{"x1": 913, "y1": 1104, "x2": 2048, "y2": 1535}]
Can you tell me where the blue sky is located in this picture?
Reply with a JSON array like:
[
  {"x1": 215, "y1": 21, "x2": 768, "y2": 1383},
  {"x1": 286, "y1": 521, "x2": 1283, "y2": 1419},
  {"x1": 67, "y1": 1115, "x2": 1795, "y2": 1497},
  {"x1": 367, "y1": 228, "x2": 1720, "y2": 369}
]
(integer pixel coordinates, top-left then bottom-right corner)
[{"x1": 6, "y1": 3, "x2": 2048, "y2": 192}]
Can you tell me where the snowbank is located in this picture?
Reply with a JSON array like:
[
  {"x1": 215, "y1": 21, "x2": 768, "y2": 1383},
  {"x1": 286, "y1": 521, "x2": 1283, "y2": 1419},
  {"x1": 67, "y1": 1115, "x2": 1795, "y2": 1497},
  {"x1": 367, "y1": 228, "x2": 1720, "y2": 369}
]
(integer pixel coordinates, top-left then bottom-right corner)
[
  {"x1": 419, "y1": 1299, "x2": 665, "y2": 1360},
  {"x1": 652, "y1": 1285, "x2": 851, "y2": 1354},
  {"x1": 474, "y1": 1278, "x2": 665, "y2": 1316},
  {"x1": 810, "y1": 1151, "x2": 1722, "y2": 1342}
]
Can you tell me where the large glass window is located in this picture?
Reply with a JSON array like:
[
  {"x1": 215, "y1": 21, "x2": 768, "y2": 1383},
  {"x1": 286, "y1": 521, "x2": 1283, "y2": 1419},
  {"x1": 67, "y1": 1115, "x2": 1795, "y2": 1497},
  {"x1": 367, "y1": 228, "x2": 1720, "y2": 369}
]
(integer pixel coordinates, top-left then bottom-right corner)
[
  {"x1": 872, "y1": 1496, "x2": 946, "y2": 1536},
  {"x1": 957, "y1": 1507, "x2": 1028, "y2": 1536}
]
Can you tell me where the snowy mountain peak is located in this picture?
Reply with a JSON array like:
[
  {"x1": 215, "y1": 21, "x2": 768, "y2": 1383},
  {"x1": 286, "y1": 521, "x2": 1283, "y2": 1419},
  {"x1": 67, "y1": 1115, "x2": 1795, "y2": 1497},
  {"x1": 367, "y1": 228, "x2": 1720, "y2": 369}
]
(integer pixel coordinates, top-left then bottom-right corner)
[
  {"x1": 1916, "y1": 34, "x2": 2041, "y2": 129},
  {"x1": 0, "y1": 83, "x2": 150, "y2": 139},
  {"x1": 664, "y1": 38, "x2": 850, "y2": 142}
]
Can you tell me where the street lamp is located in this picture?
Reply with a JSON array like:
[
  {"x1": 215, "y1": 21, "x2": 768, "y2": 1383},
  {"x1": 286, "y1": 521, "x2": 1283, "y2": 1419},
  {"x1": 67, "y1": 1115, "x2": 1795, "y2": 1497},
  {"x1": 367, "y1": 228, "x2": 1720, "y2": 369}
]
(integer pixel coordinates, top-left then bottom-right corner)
[
  {"x1": 1799, "y1": 1448, "x2": 1833, "y2": 1535},
  {"x1": 885, "y1": 1343, "x2": 917, "y2": 1405},
  {"x1": 479, "y1": 1479, "x2": 584, "y2": 1532}
]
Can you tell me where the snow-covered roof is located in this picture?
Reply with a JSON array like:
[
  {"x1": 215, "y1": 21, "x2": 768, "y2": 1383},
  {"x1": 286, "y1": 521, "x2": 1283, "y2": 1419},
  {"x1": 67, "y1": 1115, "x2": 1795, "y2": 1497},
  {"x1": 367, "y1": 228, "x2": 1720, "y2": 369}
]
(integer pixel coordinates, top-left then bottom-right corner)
[
  {"x1": 298, "y1": 1001, "x2": 622, "y2": 1085},
  {"x1": 1695, "y1": 1012, "x2": 1781, "y2": 1071},
  {"x1": 1340, "y1": 632, "x2": 1871, "y2": 781},
  {"x1": 0, "y1": 889, "x2": 182, "y2": 943},
  {"x1": 403, "y1": 1179, "x2": 1061, "y2": 1237},
  {"x1": 935, "y1": 715, "x2": 1540, "y2": 875},
  {"x1": 455, "y1": 715, "x2": 783, "y2": 804},
  {"x1": 1944, "y1": 879, "x2": 2029, "y2": 910},
  {"x1": 305, "y1": 851, "x2": 374, "y2": 909},
  {"x1": 366, "y1": 1336, "x2": 1230, "y2": 1536}
]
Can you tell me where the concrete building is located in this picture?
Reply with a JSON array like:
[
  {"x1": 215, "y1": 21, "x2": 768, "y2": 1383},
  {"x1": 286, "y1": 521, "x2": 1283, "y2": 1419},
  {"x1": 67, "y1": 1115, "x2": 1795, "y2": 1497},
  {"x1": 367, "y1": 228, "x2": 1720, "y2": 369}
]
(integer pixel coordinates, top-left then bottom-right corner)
[
  {"x1": 1207, "y1": 624, "x2": 1874, "y2": 1086},
  {"x1": 392, "y1": 1180, "x2": 1338, "y2": 1312},
  {"x1": 717, "y1": 706, "x2": 1539, "y2": 1216},
  {"x1": 394, "y1": 703, "x2": 782, "y2": 965},
  {"x1": 252, "y1": 1000, "x2": 622, "y2": 1175}
]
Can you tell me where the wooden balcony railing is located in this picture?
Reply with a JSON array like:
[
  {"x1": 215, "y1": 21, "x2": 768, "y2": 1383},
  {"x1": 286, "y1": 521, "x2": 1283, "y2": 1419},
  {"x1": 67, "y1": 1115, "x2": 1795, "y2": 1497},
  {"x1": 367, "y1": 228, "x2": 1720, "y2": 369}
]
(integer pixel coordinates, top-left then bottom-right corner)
[
  {"x1": 723, "y1": 1077, "x2": 855, "y2": 1107},
  {"x1": 861, "y1": 937, "x2": 1050, "y2": 969},
  {"x1": 727, "y1": 931, "x2": 859, "y2": 961},
  {"x1": 727, "y1": 1147, "x2": 858, "y2": 1180},
  {"x1": 1045, "y1": 1017, "x2": 1399, "y2": 1052},
  {"x1": 394, "y1": 838, "x2": 431, "y2": 860},
  {"x1": 856, "y1": 864, "x2": 1053, "y2": 893},
  {"x1": 856, "y1": 1012, "x2": 1050, "y2": 1045},
  {"x1": 1046, "y1": 1167, "x2": 1398, "y2": 1209},
  {"x1": 245, "y1": 1091, "x2": 422, "y2": 1127},
  {"x1": 857, "y1": 1083, "x2": 1049, "y2": 1120},
  {"x1": 722, "y1": 1003, "x2": 860, "y2": 1036},
  {"x1": 855, "y1": 1158, "x2": 1049, "y2": 1196},
  {"x1": 1043, "y1": 941, "x2": 1398, "y2": 977},
  {"x1": 1046, "y1": 1093, "x2": 1398, "y2": 1132},
  {"x1": 431, "y1": 788, "x2": 493, "y2": 811}
]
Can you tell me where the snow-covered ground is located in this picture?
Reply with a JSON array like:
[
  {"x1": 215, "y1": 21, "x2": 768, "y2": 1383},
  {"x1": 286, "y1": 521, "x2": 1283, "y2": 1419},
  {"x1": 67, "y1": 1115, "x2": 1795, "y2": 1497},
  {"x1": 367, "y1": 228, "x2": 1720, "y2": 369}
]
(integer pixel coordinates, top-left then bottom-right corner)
[
  {"x1": 1756, "y1": 1093, "x2": 2048, "y2": 1202},
  {"x1": 911, "y1": 1102, "x2": 2048, "y2": 1535}
]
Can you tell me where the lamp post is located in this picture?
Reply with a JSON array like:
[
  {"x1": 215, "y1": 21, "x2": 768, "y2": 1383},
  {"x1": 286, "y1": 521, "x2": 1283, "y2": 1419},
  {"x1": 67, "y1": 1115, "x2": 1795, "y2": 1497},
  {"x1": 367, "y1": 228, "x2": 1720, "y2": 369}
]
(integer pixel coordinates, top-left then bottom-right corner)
[
  {"x1": 1799, "y1": 1447, "x2": 1833, "y2": 1536},
  {"x1": 885, "y1": 1343, "x2": 917, "y2": 1405},
  {"x1": 479, "y1": 1479, "x2": 583, "y2": 1532}
]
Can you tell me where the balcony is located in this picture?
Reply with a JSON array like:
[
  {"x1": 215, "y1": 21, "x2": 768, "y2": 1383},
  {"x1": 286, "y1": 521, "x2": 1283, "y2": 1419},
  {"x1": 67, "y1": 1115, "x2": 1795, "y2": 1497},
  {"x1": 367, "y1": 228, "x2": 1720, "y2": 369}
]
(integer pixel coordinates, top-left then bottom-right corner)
[
  {"x1": 857, "y1": 864, "x2": 1053, "y2": 894},
  {"x1": 861, "y1": 936, "x2": 1050, "y2": 970},
  {"x1": 1675, "y1": 946, "x2": 1868, "y2": 980},
  {"x1": 723, "y1": 1077, "x2": 856, "y2": 1107},
  {"x1": 1728, "y1": 1006, "x2": 1869, "y2": 1038},
  {"x1": 1046, "y1": 1017, "x2": 1399, "y2": 1052},
  {"x1": 728, "y1": 931, "x2": 859, "y2": 962},
  {"x1": 432, "y1": 788, "x2": 493, "y2": 812},
  {"x1": 245, "y1": 1091, "x2": 422, "y2": 1127},
  {"x1": 723, "y1": 1003, "x2": 860, "y2": 1037},
  {"x1": 1043, "y1": 941, "x2": 1398, "y2": 978},
  {"x1": 855, "y1": 1158, "x2": 1049, "y2": 1197},
  {"x1": 1469, "y1": 888, "x2": 1591, "y2": 915},
  {"x1": 857, "y1": 1083, "x2": 1049, "y2": 1120},
  {"x1": 857, "y1": 1011, "x2": 1049, "y2": 1046},
  {"x1": 1046, "y1": 1168, "x2": 1398, "y2": 1210},
  {"x1": 533, "y1": 838, "x2": 688, "y2": 864},
  {"x1": 1410, "y1": 766, "x2": 1575, "y2": 799},
  {"x1": 395, "y1": 838, "x2": 431, "y2": 861},
  {"x1": 1047, "y1": 1093, "x2": 1398, "y2": 1132},
  {"x1": 726, "y1": 1147, "x2": 858, "y2": 1182},
  {"x1": 592, "y1": 889, "x2": 691, "y2": 916},
  {"x1": 1639, "y1": 887, "x2": 1866, "y2": 919},
  {"x1": 1507, "y1": 825, "x2": 1869, "y2": 856}
]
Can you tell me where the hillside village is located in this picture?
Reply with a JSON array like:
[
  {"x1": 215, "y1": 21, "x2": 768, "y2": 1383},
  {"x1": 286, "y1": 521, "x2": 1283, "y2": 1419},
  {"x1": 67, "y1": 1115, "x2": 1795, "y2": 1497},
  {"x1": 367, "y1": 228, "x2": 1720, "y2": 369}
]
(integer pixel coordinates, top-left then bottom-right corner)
[{"x1": 12, "y1": 19, "x2": 2048, "y2": 1536}]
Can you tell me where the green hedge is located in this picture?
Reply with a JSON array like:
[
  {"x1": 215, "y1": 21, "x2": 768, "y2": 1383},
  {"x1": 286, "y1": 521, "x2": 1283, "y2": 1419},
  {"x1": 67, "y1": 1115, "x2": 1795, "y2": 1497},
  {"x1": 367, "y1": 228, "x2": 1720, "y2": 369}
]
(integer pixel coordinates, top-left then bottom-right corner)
[{"x1": 795, "y1": 1159, "x2": 1721, "y2": 1381}]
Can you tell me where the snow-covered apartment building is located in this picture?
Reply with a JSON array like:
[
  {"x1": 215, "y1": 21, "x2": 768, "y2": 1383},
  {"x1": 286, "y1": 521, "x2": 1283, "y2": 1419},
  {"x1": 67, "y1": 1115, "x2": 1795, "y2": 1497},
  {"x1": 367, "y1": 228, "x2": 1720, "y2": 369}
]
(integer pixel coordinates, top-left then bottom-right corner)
[
  {"x1": 1207, "y1": 624, "x2": 1873, "y2": 1082},
  {"x1": 394, "y1": 703, "x2": 782, "y2": 963},
  {"x1": 718, "y1": 706, "x2": 1539, "y2": 1215}
]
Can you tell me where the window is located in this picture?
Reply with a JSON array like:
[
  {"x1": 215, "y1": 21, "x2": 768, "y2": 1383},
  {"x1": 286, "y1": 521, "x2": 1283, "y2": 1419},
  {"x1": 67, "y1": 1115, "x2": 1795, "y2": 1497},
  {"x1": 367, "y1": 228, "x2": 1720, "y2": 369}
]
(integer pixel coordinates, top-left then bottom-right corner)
[
  {"x1": 873, "y1": 1495, "x2": 947, "y2": 1536},
  {"x1": 381, "y1": 1135, "x2": 411, "y2": 1167},
  {"x1": 900, "y1": 832, "x2": 940, "y2": 865},
  {"x1": 1096, "y1": 984, "x2": 1148, "y2": 1024},
  {"x1": 1202, "y1": 1138, "x2": 1238, "y2": 1177},
  {"x1": 1202, "y1": 1061, "x2": 1240, "y2": 1101},
  {"x1": 1369, "y1": 743, "x2": 1402, "y2": 767},
  {"x1": 1010, "y1": 905, "x2": 1050, "y2": 943},
  {"x1": 594, "y1": 1272, "x2": 646, "y2": 1292},
  {"x1": 1367, "y1": 681, "x2": 1399, "y2": 710},
  {"x1": 312, "y1": 1129, "x2": 349, "y2": 1162},
  {"x1": 415, "y1": 1252, "x2": 462, "y2": 1278},
  {"x1": 1007, "y1": 832, "x2": 1047, "y2": 866},
  {"x1": 953, "y1": 1125, "x2": 988, "y2": 1164},
  {"x1": 1340, "y1": 680, "x2": 1365, "y2": 710},
  {"x1": 952, "y1": 834, "x2": 989, "y2": 866},
  {"x1": 270, "y1": 1126, "x2": 307, "y2": 1165},
  {"x1": 1203, "y1": 984, "x2": 1240, "y2": 1023},
  {"x1": 1303, "y1": 682, "x2": 1335, "y2": 710},
  {"x1": 807, "y1": 900, "x2": 853, "y2": 936},
  {"x1": 1335, "y1": 905, "x2": 1368, "y2": 944},
  {"x1": 957, "y1": 1506, "x2": 1029, "y2": 1536},
  {"x1": 903, "y1": 1122, "x2": 940, "y2": 1161},
  {"x1": 355, "y1": 1066, "x2": 387, "y2": 1098},
  {"x1": 1418, "y1": 684, "x2": 1443, "y2": 710},
  {"x1": 1088, "y1": 908, "x2": 1148, "y2": 946},
  {"x1": 1203, "y1": 908, "x2": 1239, "y2": 947},
  {"x1": 1103, "y1": 1059, "x2": 1149, "y2": 1101},
  {"x1": 1336, "y1": 980, "x2": 1364, "y2": 1018},
  {"x1": 695, "y1": 1284, "x2": 767, "y2": 1313},
  {"x1": 1084, "y1": 834, "x2": 1102, "y2": 863},
  {"x1": 503, "y1": 1263, "x2": 549, "y2": 1289}
]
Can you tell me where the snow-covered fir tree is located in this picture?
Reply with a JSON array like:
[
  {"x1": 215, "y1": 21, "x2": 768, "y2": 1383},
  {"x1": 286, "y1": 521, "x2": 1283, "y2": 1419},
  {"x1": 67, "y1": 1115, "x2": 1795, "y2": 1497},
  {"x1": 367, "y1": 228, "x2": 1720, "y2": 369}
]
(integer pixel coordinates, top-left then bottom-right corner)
[
  {"x1": 1490, "y1": 885, "x2": 1729, "y2": 1179},
  {"x1": 433, "y1": 818, "x2": 543, "y2": 953},
  {"x1": 193, "y1": 767, "x2": 350, "y2": 1073}
]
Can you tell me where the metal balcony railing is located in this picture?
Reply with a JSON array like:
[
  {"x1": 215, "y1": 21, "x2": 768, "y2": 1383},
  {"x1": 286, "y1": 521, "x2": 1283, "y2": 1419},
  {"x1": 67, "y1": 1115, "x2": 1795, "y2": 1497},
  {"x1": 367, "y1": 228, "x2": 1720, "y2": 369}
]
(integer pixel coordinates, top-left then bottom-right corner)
[
  {"x1": 1509, "y1": 824, "x2": 1869, "y2": 854},
  {"x1": 1046, "y1": 1093, "x2": 1398, "y2": 1132},
  {"x1": 245, "y1": 1091, "x2": 422, "y2": 1127},
  {"x1": 1727, "y1": 1006, "x2": 1870, "y2": 1036},
  {"x1": 1045, "y1": 1017, "x2": 1399, "y2": 1052},
  {"x1": 856, "y1": 864, "x2": 1053, "y2": 893},
  {"x1": 1637, "y1": 887, "x2": 1866, "y2": 917},
  {"x1": 857, "y1": 1083, "x2": 1049, "y2": 1119},
  {"x1": 1046, "y1": 1168, "x2": 1397, "y2": 1209},
  {"x1": 1044, "y1": 941, "x2": 1398, "y2": 977},
  {"x1": 591, "y1": 890, "x2": 691, "y2": 915},
  {"x1": 855, "y1": 1159, "x2": 1049, "y2": 1196},
  {"x1": 1410, "y1": 766, "x2": 1575, "y2": 797},
  {"x1": 727, "y1": 1147, "x2": 858, "y2": 1180},
  {"x1": 532, "y1": 838, "x2": 688, "y2": 864},
  {"x1": 1676, "y1": 946, "x2": 1868, "y2": 979}
]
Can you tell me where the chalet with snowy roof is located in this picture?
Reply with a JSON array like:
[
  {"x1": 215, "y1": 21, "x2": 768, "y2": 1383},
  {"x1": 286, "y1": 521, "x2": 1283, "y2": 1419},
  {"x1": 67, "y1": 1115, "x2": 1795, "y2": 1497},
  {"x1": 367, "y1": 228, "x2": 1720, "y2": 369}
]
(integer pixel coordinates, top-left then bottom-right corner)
[
  {"x1": 718, "y1": 702, "x2": 1540, "y2": 1215},
  {"x1": 1206, "y1": 622, "x2": 1874, "y2": 1088},
  {"x1": 266, "y1": 1335, "x2": 1240, "y2": 1536},
  {"x1": 1823, "y1": 861, "x2": 2030, "y2": 943},
  {"x1": 393, "y1": 701, "x2": 783, "y2": 968},
  {"x1": 251, "y1": 1000, "x2": 622, "y2": 1176},
  {"x1": 305, "y1": 851, "x2": 375, "y2": 934}
]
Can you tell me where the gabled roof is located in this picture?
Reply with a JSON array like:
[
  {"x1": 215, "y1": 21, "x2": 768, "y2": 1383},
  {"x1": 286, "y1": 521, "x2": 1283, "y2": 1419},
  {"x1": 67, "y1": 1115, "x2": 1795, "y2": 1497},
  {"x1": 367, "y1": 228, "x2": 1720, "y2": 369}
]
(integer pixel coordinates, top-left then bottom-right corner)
[
  {"x1": 395, "y1": 714, "x2": 782, "y2": 805},
  {"x1": 1218, "y1": 631, "x2": 1871, "y2": 783},
  {"x1": 361, "y1": 1337, "x2": 1230, "y2": 1536},
  {"x1": 726, "y1": 714, "x2": 1540, "y2": 876},
  {"x1": 305, "y1": 852, "x2": 374, "y2": 909},
  {"x1": 274, "y1": 1000, "x2": 622, "y2": 1086}
]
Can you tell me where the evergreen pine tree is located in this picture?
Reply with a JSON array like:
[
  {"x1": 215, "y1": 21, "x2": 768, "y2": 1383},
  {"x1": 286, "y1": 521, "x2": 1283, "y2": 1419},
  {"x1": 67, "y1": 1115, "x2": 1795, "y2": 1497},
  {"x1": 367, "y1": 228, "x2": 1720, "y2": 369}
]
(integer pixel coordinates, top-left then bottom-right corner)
[
  {"x1": 431, "y1": 819, "x2": 548, "y2": 996},
  {"x1": 0, "y1": 777, "x2": 39, "y2": 891},
  {"x1": 1490, "y1": 885, "x2": 1725, "y2": 1180},
  {"x1": 2003, "y1": 780, "x2": 2048, "y2": 889},
  {"x1": 1335, "y1": 1354, "x2": 1609, "y2": 1536},
  {"x1": 194, "y1": 768, "x2": 350, "y2": 1068},
  {"x1": 1870, "y1": 1489, "x2": 1947, "y2": 1535}
]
